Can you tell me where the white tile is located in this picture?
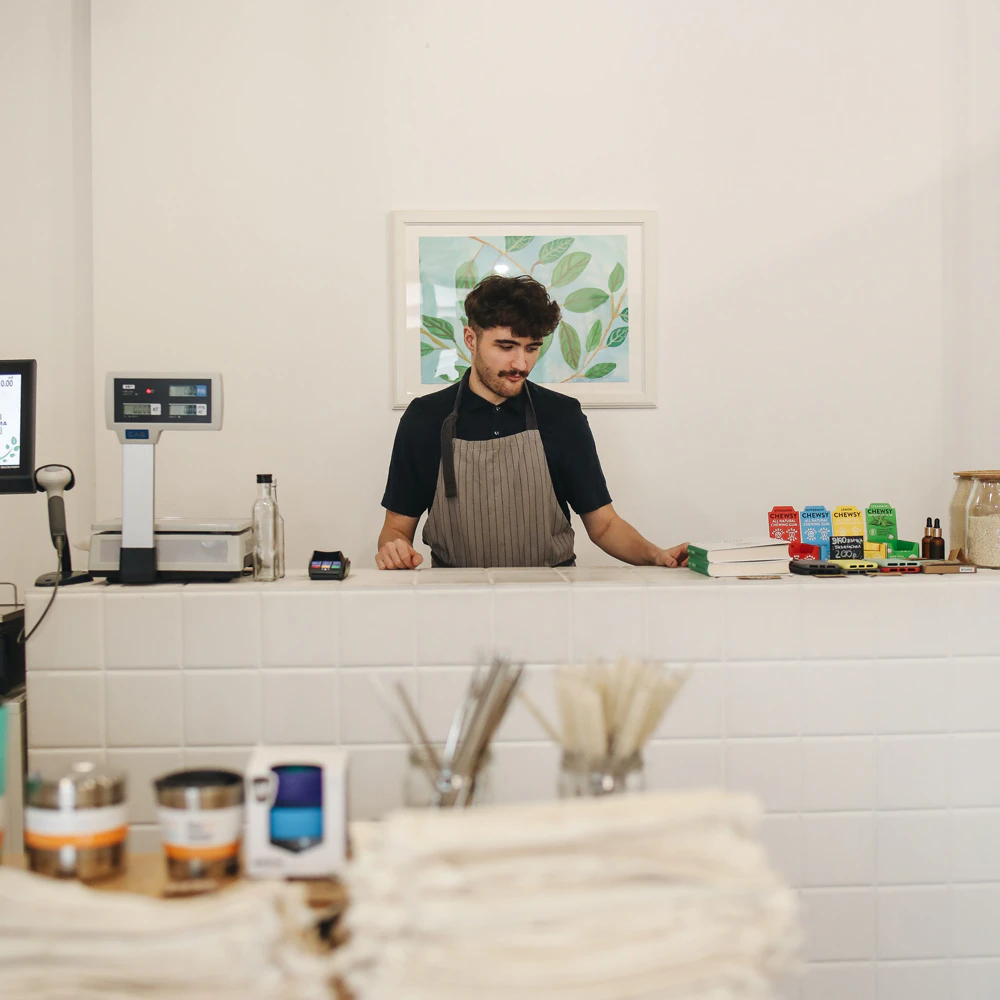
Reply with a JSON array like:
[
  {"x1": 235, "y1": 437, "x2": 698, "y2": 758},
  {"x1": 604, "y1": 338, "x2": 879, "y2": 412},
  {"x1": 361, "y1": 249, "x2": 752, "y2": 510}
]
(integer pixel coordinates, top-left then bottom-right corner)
[
  {"x1": 951, "y1": 809, "x2": 1000, "y2": 883},
  {"x1": 570, "y1": 586, "x2": 646, "y2": 659},
  {"x1": 183, "y1": 671, "x2": 260, "y2": 746},
  {"x1": 656, "y1": 663, "x2": 724, "y2": 738},
  {"x1": 27, "y1": 748, "x2": 107, "y2": 777},
  {"x1": 949, "y1": 579, "x2": 1000, "y2": 656},
  {"x1": 104, "y1": 592, "x2": 181, "y2": 668},
  {"x1": 338, "y1": 570, "x2": 417, "y2": 588},
  {"x1": 416, "y1": 667, "x2": 475, "y2": 744},
  {"x1": 725, "y1": 739, "x2": 801, "y2": 812},
  {"x1": 558, "y1": 567, "x2": 641, "y2": 585},
  {"x1": 798, "y1": 581, "x2": 877, "y2": 660},
  {"x1": 801, "y1": 661, "x2": 876, "y2": 736},
  {"x1": 877, "y1": 961, "x2": 952, "y2": 1000},
  {"x1": 492, "y1": 587, "x2": 570, "y2": 663},
  {"x1": 487, "y1": 568, "x2": 565, "y2": 584},
  {"x1": 801, "y1": 888, "x2": 876, "y2": 961},
  {"x1": 876, "y1": 660, "x2": 950, "y2": 735},
  {"x1": 877, "y1": 812, "x2": 951, "y2": 885},
  {"x1": 953, "y1": 886, "x2": 1000, "y2": 957},
  {"x1": 182, "y1": 591, "x2": 261, "y2": 668},
  {"x1": 491, "y1": 743, "x2": 561, "y2": 804},
  {"x1": 126, "y1": 824, "x2": 163, "y2": 853},
  {"x1": 802, "y1": 738, "x2": 876, "y2": 812},
  {"x1": 347, "y1": 746, "x2": 409, "y2": 821},
  {"x1": 106, "y1": 671, "x2": 182, "y2": 747},
  {"x1": 183, "y1": 746, "x2": 253, "y2": 773},
  {"x1": 262, "y1": 669, "x2": 339, "y2": 744},
  {"x1": 950, "y1": 735, "x2": 1000, "y2": 807},
  {"x1": 950, "y1": 659, "x2": 1000, "y2": 732},
  {"x1": 495, "y1": 665, "x2": 559, "y2": 742},
  {"x1": 105, "y1": 748, "x2": 184, "y2": 824},
  {"x1": 878, "y1": 737, "x2": 950, "y2": 810},
  {"x1": 724, "y1": 584, "x2": 801, "y2": 661},
  {"x1": 416, "y1": 588, "x2": 494, "y2": 666},
  {"x1": 340, "y1": 668, "x2": 416, "y2": 745},
  {"x1": 24, "y1": 591, "x2": 103, "y2": 669},
  {"x1": 952, "y1": 959, "x2": 1000, "y2": 999},
  {"x1": 260, "y1": 592, "x2": 338, "y2": 667},
  {"x1": 26, "y1": 672, "x2": 103, "y2": 748},
  {"x1": 802, "y1": 813, "x2": 876, "y2": 887},
  {"x1": 877, "y1": 887, "x2": 951, "y2": 959},
  {"x1": 726, "y1": 662, "x2": 800, "y2": 737},
  {"x1": 801, "y1": 962, "x2": 875, "y2": 1000},
  {"x1": 644, "y1": 740, "x2": 725, "y2": 793},
  {"x1": 647, "y1": 586, "x2": 723, "y2": 661},
  {"x1": 414, "y1": 568, "x2": 491, "y2": 586},
  {"x1": 340, "y1": 591, "x2": 415, "y2": 667},
  {"x1": 871, "y1": 580, "x2": 950, "y2": 658},
  {"x1": 759, "y1": 813, "x2": 801, "y2": 886}
]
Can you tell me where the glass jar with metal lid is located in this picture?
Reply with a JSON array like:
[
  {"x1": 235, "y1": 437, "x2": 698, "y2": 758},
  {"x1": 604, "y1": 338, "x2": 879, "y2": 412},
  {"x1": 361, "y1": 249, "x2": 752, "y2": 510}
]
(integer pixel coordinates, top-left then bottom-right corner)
[
  {"x1": 949, "y1": 471, "x2": 1000, "y2": 554},
  {"x1": 25, "y1": 762, "x2": 127, "y2": 882},
  {"x1": 965, "y1": 474, "x2": 1000, "y2": 568}
]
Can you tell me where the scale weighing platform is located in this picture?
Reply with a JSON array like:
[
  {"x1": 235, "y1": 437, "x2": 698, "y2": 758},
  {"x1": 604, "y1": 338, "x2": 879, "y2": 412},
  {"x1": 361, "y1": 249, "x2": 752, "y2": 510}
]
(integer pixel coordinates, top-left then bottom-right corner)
[{"x1": 90, "y1": 372, "x2": 251, "y2": 584}]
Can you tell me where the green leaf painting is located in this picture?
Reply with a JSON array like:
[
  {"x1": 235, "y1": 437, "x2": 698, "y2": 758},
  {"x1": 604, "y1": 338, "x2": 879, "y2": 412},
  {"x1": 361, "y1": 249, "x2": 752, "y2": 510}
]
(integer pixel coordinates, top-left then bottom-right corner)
[
  {"x1": 558, "y1": 321, "x2": 581, "y2": 369},
  {"x1": 607, "y1": 326, "x2": 629, "y2": 348},
  {"x1": 455, "y1": 260, "x2": 478, "y2": 290},
  {"x1": 585, "y1": 320, "x2": 603, "y2": 352},
  {"x1": 564, "y1": 288, "x2": 610, "y2": 313},
  {"x1": 550, "y1": 251, "x2": 592, "y2": 288},
  {"x1": 418, "y1": 233, "x2": 630, "y2": 385},
  {"x1": 505, "y1": 235, "x2": 534, "y2": 253},
  {"x1": 538, "y1": 238, "x2": 574, "y2": 264},
  {"x1": 422, "y1": 315, "x2": 455, "y2": 343}
]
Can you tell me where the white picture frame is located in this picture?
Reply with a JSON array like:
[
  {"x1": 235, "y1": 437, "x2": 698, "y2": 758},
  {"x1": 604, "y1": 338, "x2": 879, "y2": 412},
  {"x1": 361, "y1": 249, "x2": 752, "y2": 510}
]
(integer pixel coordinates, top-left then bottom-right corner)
[{"x1": 391, "y1": 210, "x2": 658, "y2": 408}]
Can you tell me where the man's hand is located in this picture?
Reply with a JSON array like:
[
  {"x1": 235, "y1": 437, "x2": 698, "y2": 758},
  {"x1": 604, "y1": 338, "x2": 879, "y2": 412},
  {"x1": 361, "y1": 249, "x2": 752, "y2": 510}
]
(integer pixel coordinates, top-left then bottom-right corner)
[
  {"x1": 376, "y1": 537, "x2": 424, "y2": 570},
  {"x1": 653, "y1": 543, "x2": 689, "y2": 568}
]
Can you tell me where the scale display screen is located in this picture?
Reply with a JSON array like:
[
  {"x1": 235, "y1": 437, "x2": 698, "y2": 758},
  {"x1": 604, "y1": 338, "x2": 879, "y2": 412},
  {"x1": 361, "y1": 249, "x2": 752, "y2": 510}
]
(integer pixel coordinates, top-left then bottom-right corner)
[
  {"x1": 170, "y1": 385, "x2": 201, "y2": 397},
  {"x1": 0, "y1": 373, "x2": 22, "y2": 467},
  {"x1": 123, "y1": 403, "x2": 154, "y2": 416},
  {"x1": 169, "y1": 403, "x2": 201, "y2": 416}
]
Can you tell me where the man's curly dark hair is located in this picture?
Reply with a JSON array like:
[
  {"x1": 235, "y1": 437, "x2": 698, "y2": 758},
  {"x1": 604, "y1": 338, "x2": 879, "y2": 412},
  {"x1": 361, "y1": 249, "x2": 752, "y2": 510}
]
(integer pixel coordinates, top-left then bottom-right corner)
[{"x1": 464, "y1": 274, "x2": 561, "y2": 341}]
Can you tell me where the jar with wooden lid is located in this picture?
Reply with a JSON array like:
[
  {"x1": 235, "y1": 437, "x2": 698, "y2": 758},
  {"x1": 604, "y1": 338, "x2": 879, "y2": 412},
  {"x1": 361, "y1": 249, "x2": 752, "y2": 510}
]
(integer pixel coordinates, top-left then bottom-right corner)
[
  {"x1": 950, "y1": 472, "x2": 981, "y2": 553},
  {"x1": 965, "y1": 474, "x2": 1000, "y2": 568}
]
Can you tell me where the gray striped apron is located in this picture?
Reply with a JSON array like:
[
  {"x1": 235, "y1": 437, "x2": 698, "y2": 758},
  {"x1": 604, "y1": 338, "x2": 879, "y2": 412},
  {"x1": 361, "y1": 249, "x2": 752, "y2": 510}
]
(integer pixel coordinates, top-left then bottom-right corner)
[{"x1": 422, "y1": 373, "x2": 576, "y2": 568}]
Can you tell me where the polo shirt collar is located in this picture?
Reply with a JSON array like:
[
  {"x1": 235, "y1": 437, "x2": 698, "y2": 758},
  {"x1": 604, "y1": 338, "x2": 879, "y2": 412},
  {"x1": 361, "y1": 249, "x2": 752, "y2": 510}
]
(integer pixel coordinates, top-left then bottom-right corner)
[{"x1": 463, "y1": 383, "x2": 528, "y2": 415}]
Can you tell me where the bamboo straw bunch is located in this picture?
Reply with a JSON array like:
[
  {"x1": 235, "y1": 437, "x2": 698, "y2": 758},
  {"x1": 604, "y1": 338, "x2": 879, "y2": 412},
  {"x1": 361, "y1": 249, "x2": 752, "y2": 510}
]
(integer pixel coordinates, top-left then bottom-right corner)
[{"x1": 520, "y1": 659, "x2": 692, "y2": 762}]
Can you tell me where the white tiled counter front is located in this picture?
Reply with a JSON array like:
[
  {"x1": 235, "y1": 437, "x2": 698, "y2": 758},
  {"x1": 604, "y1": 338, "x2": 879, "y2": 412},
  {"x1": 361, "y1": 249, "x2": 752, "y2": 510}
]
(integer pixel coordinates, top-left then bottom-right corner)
[{"x1": 24, "y1": 567, "x2": 1000, "y2": 999}]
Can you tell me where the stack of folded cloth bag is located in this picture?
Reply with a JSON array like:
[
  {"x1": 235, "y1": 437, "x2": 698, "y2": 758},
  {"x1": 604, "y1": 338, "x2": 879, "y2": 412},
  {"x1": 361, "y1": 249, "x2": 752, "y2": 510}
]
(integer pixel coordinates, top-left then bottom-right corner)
[
  {"x1": 0, "y1": 868, "x2": 336, "y2": 1000},
  {"x1": 337, "y1": 790, "x2": 800, "y2": 1000}
]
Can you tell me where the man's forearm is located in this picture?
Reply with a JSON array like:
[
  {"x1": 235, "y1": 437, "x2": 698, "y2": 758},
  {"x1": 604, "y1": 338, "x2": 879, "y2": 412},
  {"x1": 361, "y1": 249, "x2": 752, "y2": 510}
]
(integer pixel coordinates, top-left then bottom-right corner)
[
  {"x1": 378, "y1": 524, "x2": 414, "y2": 550},
  {"x1": 588, "y1": 515, "x2": 659, "y2": 565}
]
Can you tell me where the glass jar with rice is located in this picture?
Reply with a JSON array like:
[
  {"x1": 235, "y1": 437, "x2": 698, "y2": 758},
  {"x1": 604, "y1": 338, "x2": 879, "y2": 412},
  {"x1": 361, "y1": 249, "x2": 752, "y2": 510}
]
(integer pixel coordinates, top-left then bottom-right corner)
[
  {"x1": 965, "y1": 474, "x2": 1000, "y2": 568},
  {"x1": 950, "y1": 472, "x2": 980, "y2": 553}
]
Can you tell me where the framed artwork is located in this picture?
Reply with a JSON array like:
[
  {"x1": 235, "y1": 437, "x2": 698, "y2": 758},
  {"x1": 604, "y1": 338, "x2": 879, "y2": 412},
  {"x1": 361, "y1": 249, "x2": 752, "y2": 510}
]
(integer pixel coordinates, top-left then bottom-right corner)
[{"x1": 391, "y1": 211, "x2": 657, "y2": 408}]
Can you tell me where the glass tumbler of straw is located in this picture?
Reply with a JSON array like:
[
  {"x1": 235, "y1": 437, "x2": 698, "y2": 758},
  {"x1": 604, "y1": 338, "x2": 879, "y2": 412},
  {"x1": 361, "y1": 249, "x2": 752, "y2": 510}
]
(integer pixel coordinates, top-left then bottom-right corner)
[
  {"x1": 557, "y1": 751, "x2": 646, "y2": 798},
  {"x1": 404, "y1": 746, "x2": 495, "y2": 808}
]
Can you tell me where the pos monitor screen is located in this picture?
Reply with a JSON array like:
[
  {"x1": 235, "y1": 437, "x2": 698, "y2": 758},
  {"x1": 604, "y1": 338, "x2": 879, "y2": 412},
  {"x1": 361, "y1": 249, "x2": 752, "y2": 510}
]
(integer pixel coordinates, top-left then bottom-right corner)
[{"x1": 0, "y1": 359, "x2": 37, "y2": 494}]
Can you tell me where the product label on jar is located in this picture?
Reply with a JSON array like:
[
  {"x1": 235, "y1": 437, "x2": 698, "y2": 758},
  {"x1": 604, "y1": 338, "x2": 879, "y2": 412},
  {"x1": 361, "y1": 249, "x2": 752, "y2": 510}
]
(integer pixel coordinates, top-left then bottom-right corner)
[
  {"x1": 829, "y1": 535, "x2": 865, "y2": 560},
  {"x1": 832, "y1": 505, "x2": 865, "y2": 536},
  {"x1": 865, "y1": 503, "x2": 898, "y2": 544},
  {"x1": 24, "y1": 804, "x2": 128, "y2": 850},
  {"x1": 157, "y1": 805, "x2": 243, "y2": 862},
  {"x1": 768, "y1": 506, "x2": 800, "y2": 542},
  {"x1": 800, "y1": 506, "x2": 832, "y2": 559}
]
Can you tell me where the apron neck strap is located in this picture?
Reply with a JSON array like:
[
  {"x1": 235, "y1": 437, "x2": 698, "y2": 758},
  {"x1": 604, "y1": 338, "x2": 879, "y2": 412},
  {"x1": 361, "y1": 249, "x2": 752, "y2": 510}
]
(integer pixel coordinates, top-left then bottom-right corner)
[{"x1": 441, "y1": 369, "x2": 538, "y2": 499}]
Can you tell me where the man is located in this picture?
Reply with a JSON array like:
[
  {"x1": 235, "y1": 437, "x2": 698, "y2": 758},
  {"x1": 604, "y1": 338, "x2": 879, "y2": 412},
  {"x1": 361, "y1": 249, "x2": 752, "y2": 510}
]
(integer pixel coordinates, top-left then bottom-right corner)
[{"x1": 377, "y1": 274, "x2": 688, "y2": 570}]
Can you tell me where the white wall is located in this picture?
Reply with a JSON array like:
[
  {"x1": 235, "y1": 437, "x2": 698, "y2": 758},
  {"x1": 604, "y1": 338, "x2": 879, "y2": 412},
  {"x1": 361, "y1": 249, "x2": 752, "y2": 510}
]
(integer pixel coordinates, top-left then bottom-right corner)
[
  {"x1": 0, "y1": 0, "x2": 94, "y2": 598},
  {"x1": 11, "y1": 1, "x2": 992, "y2": 581}
]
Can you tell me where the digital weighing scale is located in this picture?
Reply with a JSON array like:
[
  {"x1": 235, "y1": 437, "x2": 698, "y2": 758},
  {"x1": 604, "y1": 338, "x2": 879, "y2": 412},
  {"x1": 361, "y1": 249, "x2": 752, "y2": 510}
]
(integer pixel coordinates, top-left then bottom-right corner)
[{"x1": 89, "y1": 373, "x2": 252, "y2": 584}]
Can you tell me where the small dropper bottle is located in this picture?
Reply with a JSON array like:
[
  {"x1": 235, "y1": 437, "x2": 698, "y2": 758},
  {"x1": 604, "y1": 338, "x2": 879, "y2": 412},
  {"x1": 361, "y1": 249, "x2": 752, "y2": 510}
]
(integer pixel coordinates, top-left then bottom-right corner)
[
  {"x1": 921, "y1": 517, "x2": 934, "y2": 559},
  {"x1": 930, "y1": 518, "x2": 945, "y2": 559}
]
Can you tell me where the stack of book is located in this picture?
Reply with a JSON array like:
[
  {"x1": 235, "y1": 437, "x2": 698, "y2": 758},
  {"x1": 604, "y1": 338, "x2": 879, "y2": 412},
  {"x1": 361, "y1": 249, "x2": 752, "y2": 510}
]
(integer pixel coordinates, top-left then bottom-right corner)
[{"x1": 687, "y1": 538, "x2": 791, "y2": 577}]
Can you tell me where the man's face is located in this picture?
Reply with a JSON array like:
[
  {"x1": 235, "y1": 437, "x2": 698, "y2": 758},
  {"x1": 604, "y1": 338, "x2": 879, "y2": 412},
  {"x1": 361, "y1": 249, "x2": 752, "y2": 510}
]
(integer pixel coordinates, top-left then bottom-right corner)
[{"x1": 464, "y1": 326, "x2": 544, "y2": 398}]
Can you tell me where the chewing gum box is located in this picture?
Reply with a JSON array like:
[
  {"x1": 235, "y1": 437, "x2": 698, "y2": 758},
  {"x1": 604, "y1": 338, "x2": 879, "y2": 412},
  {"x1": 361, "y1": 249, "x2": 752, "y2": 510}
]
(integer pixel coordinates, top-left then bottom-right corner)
[
  {"x1": 800, "y1": 506, "x2": 833, "y2": 560},
  {"x1": 768, "y1": 506, "x2": 800, "y2": 543}
]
